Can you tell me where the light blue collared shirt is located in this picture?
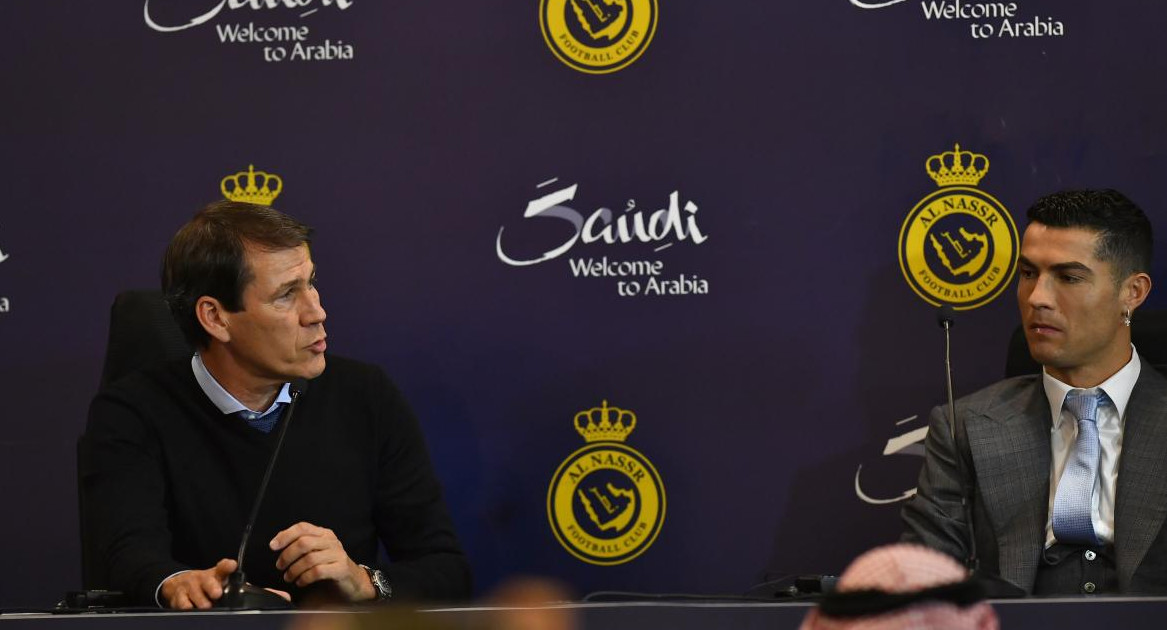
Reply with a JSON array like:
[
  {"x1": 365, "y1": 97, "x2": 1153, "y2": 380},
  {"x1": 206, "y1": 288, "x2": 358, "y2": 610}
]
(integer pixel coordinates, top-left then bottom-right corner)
[{"x1": 191, "y1": 353, "x2": 292, "y2": 418}]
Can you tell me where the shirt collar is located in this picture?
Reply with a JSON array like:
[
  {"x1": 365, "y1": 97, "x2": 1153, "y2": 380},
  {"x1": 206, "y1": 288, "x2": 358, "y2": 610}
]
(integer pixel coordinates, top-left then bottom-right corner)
[
  {"x1": 1042, "y1": 345, "x2": 1141, "y2": 429},
  {"x1": 191, "y1": 353, "x2": 292, "y2": 416}
]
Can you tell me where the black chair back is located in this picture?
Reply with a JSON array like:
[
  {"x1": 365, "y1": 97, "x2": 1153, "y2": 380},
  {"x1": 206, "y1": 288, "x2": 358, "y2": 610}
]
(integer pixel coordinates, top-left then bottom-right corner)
[
  {"x1": 98, "y1": 290, "x2": 193, "y2": 388},
  {"x1": 1005, "y1": 310, "x2": 1167, "y2": 377},
  {"x1": 82, "y1": 290, "x2": 192, "y2": 590}
]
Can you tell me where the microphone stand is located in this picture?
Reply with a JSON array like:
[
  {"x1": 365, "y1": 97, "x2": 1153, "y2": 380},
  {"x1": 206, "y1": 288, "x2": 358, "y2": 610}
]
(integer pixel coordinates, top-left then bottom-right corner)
[
  {"x1": 938, "y1": 306, "x2": 978, "y2": 573},
  {"x1": 218, "y1": 382, "x2": 306, "y2": 610}
]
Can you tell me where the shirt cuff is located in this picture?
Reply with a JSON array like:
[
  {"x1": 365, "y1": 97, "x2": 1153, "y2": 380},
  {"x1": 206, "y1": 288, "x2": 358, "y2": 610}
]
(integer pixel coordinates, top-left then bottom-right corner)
[{"x1": 155, "y1": 569, "x2": 191, "y2": 608}]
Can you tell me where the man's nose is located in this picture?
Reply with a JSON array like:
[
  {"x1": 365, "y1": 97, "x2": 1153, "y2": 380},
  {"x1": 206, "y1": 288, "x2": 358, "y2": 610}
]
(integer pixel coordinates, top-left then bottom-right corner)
[
  {"x1": 1025, "y1": 274, "x2": 1055, "y2": 309},
  {"x1": 302, "y1": 288, "x2": 327, "y2": 325}
]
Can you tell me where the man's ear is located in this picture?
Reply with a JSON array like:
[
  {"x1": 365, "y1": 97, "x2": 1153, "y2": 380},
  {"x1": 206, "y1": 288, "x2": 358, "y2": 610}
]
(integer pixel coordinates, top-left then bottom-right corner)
[
  {"x1": 195, "y1": 296, "x2": 232, "y2": 344},
  {"x1": 1121, "y1": 272, "x2": 1152, "y2": 314}
]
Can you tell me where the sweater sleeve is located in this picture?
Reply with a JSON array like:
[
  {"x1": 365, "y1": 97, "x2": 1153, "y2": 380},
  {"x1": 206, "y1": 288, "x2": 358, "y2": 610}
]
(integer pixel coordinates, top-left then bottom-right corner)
[
  {"x1": 368, "y1": 367, "x2": 472, "y2": 601},
  {"x1": 81, "y1": 388, "x2": 189, "y2": 606}
]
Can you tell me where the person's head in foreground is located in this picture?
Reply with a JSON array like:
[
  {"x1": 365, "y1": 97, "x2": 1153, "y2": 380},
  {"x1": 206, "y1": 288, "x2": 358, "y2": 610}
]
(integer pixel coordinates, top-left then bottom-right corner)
[{"x1": 799, "y1": 543, "x2": 998, "y2": 630}]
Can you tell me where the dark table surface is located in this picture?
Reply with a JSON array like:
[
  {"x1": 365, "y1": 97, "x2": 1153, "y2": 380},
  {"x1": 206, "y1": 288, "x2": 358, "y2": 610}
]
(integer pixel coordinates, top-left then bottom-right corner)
[{"x1": 4, "y1": 598, "x2": 1167, "y2": 629}]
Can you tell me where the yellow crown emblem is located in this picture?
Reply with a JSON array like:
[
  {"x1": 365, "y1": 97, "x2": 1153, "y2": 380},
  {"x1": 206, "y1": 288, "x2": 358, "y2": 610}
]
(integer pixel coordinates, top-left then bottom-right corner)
[
  {"x1": 574, "y1": 400, "x2": 636, "y2": 443},
  {"x1": 926, "y1": 143, "x2": 989, "y2": 187},
  {"x1": 221, "y1": 164, "x2": 282, "y2": 205}
]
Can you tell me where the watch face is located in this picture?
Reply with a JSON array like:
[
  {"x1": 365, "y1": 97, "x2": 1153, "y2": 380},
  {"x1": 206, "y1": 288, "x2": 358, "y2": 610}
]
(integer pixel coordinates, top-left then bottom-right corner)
[{"x1": 371, "y1": 570, "x2": 391, "y2": 599}]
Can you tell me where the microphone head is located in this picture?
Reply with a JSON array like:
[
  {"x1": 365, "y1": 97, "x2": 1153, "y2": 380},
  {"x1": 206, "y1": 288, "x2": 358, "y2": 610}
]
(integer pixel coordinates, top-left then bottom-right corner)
[
  {"x1": 289, "y1": 378, "x2": 309, "y2": 399},
  {"x1": 937, "y1": 305, "x2": 956, "y2": 329}
]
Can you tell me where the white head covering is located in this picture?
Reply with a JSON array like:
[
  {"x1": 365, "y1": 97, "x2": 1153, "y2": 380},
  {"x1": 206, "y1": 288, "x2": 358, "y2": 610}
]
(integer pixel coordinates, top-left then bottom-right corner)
[{"x1": 799, "y1": 544, "x2": 998, "y2": 630}]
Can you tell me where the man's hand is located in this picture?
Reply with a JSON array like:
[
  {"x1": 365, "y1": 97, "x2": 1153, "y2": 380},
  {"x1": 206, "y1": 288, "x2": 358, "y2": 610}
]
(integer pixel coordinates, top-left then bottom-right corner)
[
  {"x1": 160, "y1": 559, "x2": 236, "y2": 609},
  {"x1": 270, "y1": 522, "x2": 375, "y2": 602}
]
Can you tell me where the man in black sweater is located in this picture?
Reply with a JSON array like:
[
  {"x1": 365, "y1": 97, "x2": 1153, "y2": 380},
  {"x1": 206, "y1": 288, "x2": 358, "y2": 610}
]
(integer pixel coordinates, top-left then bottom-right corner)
[{"x1": 82, "y1": 201, "x2": 470, "y2": 608}]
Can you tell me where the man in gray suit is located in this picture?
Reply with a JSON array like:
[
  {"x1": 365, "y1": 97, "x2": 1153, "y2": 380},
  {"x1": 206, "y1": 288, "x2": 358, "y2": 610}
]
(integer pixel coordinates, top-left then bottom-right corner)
[{"x1": 903, "y1": 189, "x2": 1159, "y2": 595}]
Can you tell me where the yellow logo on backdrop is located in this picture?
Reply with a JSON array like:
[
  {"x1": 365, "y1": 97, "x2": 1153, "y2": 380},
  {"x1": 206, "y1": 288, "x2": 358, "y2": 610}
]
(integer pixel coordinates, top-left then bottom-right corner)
[
  {"x1": 548, "y1": 400, "x2": 665, "y2": 565},
  {"x1": 897, "y1": 144, "x2": 1018, "y2": 310},
  {"x1": 540, "y1": 0, "x2": 658, "y2": 74},
  {"x1": 221, "y1": 164, "x2": 282, "y2": 205}
]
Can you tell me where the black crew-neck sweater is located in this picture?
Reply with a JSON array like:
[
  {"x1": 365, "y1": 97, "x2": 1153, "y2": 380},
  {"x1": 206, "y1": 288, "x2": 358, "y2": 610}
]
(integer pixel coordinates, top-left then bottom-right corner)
[{"x1": 82, "y1": 355, "x2": 470, "y2": 605}]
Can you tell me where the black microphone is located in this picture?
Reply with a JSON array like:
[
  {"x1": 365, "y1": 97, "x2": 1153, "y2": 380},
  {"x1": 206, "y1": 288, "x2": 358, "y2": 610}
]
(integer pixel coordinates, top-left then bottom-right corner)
[
  {"x1": 936, "y1": 304, "x2": 956, "y2": 331},
  {"x1": 937, "y1": 306, "x2": 957, "y2": 437},
  {"x1": 218, "y1": 379, "x2": 309, "y2": 610},
  {"x1": 936, "y1": 306, "x2": 977, "y2": 573}
]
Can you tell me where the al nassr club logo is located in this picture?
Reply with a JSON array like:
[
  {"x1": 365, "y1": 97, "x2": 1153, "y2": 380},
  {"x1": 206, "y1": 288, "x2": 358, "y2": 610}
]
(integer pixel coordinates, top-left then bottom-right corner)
[
  {"x1": 548, "y1": 400, "x2": 665, "y2": 565},
  {"x1": 540, "y1": 0, "x2": 658, "y2": 74},
  {"x1": 898, "y1": 144, "x2": 1018, "y2": 310}
]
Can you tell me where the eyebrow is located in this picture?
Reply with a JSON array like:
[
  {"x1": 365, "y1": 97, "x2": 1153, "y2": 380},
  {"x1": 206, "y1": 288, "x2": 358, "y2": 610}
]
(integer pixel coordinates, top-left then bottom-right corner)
[
  {"x1": 272, "y1": 279, "x2": 300, "y2": 296},
  {"x1": 270, "y1": 266, "x2": 316, "y2": 298},
  {"x1": 1017, "y1": 256, "x2": 1094, "y2": 274}
]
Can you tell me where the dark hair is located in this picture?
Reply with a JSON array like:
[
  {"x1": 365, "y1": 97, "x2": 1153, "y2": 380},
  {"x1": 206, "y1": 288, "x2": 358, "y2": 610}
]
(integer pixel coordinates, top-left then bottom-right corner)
[
  {"x1": 1026, "y1": 189, "x2": 1153, "y2": 281},
  {"x1": 818, "y1": 579, "x2": 987, "y2": 619},
  {"x1": 161, "y1": 200, "x2": 313, "y2": 348}
]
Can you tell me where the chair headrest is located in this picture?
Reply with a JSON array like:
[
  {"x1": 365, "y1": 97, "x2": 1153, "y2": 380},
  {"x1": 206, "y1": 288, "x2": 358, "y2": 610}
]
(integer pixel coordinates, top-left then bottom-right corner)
[{"x1": 99, "y1": 290, "x2": 192, "y2": 388}]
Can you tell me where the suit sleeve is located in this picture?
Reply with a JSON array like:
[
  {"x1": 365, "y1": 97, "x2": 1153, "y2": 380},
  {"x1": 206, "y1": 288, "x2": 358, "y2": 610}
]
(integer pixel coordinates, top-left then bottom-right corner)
[
  {"x1": 901, "y1": 403, "x2": 974, "y2": 564},
  {"x1": 80, "y1": 391, "x2": 189, "y2": 606},
  {"x1": 369, "y1": 368, "x2": 472, "y2": 600}
]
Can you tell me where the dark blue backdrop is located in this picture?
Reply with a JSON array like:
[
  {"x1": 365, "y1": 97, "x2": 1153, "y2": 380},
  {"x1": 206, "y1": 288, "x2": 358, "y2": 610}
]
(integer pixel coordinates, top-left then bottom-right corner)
[{"x1": 2, "y1": 0, "x2": 1165, "y2": 608}]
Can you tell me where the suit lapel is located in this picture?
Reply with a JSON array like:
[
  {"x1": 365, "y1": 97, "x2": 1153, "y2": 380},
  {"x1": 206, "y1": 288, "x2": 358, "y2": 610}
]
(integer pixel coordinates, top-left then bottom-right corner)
[
  {"x1": 1114, "y1": 362, "x2": 1167, "y2": 588},
  {"x1": 967, "y1": 382, "x2": 1051, "y2": 591}
]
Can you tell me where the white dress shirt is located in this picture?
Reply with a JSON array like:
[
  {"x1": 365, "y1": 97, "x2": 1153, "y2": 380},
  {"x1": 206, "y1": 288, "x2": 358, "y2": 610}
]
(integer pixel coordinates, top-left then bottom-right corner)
[{"x1": 1042, "y1": 346, "x2": 1141, "y2": 548}]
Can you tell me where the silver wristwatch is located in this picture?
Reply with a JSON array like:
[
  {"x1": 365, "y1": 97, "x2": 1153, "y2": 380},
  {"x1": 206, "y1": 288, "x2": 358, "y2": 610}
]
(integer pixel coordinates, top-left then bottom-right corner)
[{"x1": 360, "y1": 564, "x2": 392, "y2": 601}]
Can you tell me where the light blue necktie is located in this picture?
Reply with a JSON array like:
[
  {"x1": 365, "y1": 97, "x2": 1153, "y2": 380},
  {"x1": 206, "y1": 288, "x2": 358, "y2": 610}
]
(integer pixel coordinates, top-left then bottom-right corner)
[{"x1": 1052, "y1": 391, "x2": 1103, "y2": 545}]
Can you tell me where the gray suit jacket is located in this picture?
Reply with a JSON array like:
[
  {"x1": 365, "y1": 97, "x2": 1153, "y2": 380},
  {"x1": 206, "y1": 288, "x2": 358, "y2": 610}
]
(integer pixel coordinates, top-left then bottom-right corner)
[{"x1": 902, "y1": 359, "x2": 1167, "y2": 593}]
